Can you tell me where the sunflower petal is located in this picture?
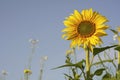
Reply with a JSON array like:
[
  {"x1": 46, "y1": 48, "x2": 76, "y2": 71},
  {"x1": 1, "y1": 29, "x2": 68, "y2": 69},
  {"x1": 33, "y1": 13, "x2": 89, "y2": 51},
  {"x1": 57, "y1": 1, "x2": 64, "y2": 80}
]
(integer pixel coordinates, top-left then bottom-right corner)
[
  {"x1": 81, "y1": 8, "x2": 93, "y2": 20},
  {"x1": 62, "y1": 34, "x2": 67, "y2": 39},
  {"x1": 63, "y1": 20, "x2": 76, "y2": 27},
  {"x1": 94, "y1": 15, "x2": 108, "y2": 25},
  {"x1": 62, "y1": 27, "x2": 75, "y2": 32},
  {"x1": 81, "y1": 9, "x2": 86, "y2": 20},
  {"x1": 68, "y1": 15, "x2": 79, "y2": 23},
  {"x1": 67, "y1": 33, "x2": 78, "y2": 40},
  {"x1": 95, "y1": 30, "x2": 107, "y2": 37},
  {"x1": 96, "y1": 25, "x2": 109, "y2": 30},
  {"x1": 74, "y1": 10, "x2": 82, "y2": 21},
  {"x1": 70, "y1": 39, "x2": 77, "y2": 48}
]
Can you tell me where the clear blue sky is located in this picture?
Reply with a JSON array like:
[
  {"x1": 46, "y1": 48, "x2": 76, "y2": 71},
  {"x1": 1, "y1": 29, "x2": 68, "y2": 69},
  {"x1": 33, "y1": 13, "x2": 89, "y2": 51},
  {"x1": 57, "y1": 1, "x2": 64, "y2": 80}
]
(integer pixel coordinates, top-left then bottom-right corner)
[{"x1": 0, "y1": 0, "x2": 120, "y2": 80}]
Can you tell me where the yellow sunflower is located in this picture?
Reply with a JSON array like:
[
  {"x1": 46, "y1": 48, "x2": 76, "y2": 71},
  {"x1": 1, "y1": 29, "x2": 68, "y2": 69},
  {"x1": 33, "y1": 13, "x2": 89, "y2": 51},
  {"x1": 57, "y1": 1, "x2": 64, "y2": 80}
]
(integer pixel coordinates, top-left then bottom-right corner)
[{"x1": 62, "y1": 8, "x2": 109, "y2": 51}]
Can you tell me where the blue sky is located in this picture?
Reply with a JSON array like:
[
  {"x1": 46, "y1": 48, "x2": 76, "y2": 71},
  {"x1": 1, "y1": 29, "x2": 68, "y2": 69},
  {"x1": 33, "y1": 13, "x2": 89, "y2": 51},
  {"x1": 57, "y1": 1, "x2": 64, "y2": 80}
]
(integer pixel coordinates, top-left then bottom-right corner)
[{"x1": 0, "y1": 0, "x2": 120, "y2": 80}]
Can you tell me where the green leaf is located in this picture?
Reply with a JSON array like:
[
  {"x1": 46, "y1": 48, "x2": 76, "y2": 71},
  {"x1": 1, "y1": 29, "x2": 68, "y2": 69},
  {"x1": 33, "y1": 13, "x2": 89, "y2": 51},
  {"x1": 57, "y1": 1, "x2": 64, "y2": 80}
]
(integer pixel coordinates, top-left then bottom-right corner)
[
  {"x1": 91, "y1": 59, "x2": 113, "y2": 67},
  {"x1": 115, "y1": 45, "x2": 120, "y2": 51},
  {"x1": 90, "y1": 74, "x2": 94, "y2": 79},
  {"x1": 110, "y1": 29, "x2": 118, "y2": 34},
  {"x1": 75, "y1": 74, "x2": 80, "y2": 80},
  {"x1": 94, "y1": 68, "x2": 105, "y2": 76},
  {"x1": 72, "y1": 68, "x2": 76, "y2": 77},
  {"x1": 93, "y1": 45, "x2": 117, "y2": 56},
  {"x1": 65, "y1": 56, "x2": 71, "y2": 64},
  {"x1": 52, "y1": 63, "x2": 75, "y2": 70},
  {"x1": 102, "y1": 73, "x2": 111, "y2": 79},
  {"x1": 75, "y1": 59, "x2": 85, "y2": 69},
  {"x1": 52, "y1": 59, "x2": 85, "y2": 70},
  {"x1": 116, "y1": 70, "x2": 120, "y2": 79},
  {"x1": 64, "y1": 73, "x2": 73, "y2": 80}
]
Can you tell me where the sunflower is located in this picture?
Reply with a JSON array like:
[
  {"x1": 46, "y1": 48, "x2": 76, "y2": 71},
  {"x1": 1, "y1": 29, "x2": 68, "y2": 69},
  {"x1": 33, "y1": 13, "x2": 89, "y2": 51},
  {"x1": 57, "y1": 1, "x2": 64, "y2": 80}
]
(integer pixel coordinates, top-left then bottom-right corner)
[{"x1": 62, "y1": 8, "x2": 109, "y2": 51}]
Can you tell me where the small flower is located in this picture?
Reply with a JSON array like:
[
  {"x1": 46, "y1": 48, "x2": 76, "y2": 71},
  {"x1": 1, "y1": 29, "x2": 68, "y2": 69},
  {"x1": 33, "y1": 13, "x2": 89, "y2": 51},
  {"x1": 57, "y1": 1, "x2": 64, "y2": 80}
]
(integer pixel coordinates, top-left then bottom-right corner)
[
  {"x1": 24, "y1": 69, "x2": 32, "y2": 75},
  {"x1": 1, "y1": 70, "x2": 8, "y2": 75},
  {"x1": 117, "y1": 26, "x2": 120, "y2": 32},
  {"x1": 66, "y1": 49, "x2": 74, "y2": 56},
  {"x1": 43, "y1": 56, "x2": 48, "y2": 61},
  {"x1": 113, "y1": 34, "x2": 118, "y2": 41},
  {"x1": 29, "y1": 39, "x2": 39, "y2": 45}
]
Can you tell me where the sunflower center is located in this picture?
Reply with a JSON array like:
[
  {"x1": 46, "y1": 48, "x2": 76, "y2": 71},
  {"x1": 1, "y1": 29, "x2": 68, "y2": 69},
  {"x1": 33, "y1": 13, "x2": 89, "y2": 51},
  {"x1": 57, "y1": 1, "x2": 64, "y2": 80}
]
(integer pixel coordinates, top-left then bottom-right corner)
[{"x1": 77, "y1": 21, "x2": 96, "y2": 38}]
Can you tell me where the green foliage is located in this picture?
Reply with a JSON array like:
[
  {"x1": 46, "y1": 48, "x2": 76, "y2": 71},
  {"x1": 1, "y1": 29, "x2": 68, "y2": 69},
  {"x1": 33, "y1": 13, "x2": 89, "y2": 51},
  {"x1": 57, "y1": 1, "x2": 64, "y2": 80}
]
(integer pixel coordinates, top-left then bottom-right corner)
[
  {"x1": 54, "y1": 44, "x2": 120, "y2": 80},
  {"x1": 91, "y1": 59, "x2": 114, "y2": 67},
  {"x1": 55, "y1": 27, "x2": 120, "y2": 80},
  {"x1": 64, "y1": 68, "x2": 81, "y2": 80},
  {"x1": 93, "y1": 45, "x2": 117, "y2": 56},
  {"x1": 102, "y1": 73, "x2": 111, "y2": 79},
  {"x1": 115, "y1": 45, "x2": 120, "y2": 51},
  {"x1": 110, "y1": 29, "x2": 118, "y2": 34},
  {"x1": 102, "y1": 72, "x2": 120, "y2": 80},
  {"x1": 52, "y1": 59, "x2": 85, "y2": 70},
  {"x1": 94, "y1": 68, "x2": 105, "y2": 76},
  {"x1": 116, "y1": 70, "x2": 120, "y2": 79}
]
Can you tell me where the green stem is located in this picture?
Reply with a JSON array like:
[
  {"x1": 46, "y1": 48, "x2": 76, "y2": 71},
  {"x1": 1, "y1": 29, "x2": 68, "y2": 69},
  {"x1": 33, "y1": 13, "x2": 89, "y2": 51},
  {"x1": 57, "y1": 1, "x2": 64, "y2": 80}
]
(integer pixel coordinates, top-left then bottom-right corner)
[
  {"x1": 85, "y1": 48, "x2": 90, "y2": 79},
  {"x1": 90, "y1": 55, "x2": 94, "y2": 67},
  {"x1": 28, "y1": 46, "x2": 35, "y2": 69},
  {"x1": 39, "y1": 69, "x2": 43, "y2": 80},
  {"x1": 81, "y1": 68, "x2": 87, "y2": 80},
  {"x1": 73, "y1": 48, "x2": 78, "y2": 73},
  {"x1": 106, "y1": 52, "x2": 117, "y2": 70},
  {"x1": 24, "y1": 74, "x2": 29, "y2": 80},
  {"x1": 118, "y1": 52, "x2": 120, "y2": 70},
  {"x1": 98, "y1": 54, "x2": 108, "y2": 73},
  {"x1": 118, "y1": 36, "x2": 120, "y2": 70},
  {"x1": 117, "y1": 36, "x2": 120, "y2": 78},
  {"x1": 73, "y1": 48, "x2": 77, "y2": 63}
]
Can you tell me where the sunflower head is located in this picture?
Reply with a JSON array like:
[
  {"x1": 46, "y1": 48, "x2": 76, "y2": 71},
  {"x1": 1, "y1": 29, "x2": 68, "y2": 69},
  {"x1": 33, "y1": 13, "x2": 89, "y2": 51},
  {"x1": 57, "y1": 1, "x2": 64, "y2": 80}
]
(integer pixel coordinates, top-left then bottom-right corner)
[{"x1": 62, "y1": 8, "x2": 109, "y2": 51}]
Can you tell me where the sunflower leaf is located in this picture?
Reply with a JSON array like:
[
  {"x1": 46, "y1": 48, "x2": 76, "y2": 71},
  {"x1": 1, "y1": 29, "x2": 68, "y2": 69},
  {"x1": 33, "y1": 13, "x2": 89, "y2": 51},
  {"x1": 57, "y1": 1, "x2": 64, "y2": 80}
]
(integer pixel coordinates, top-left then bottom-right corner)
[
  {"x1": 64, "y1": 73, "x2": 73, "y2": 80},
  {"x1": 93, "y1": 45, "x2": 117, "y2": 56},
  {"x1": 91, "y1": 59, "x2": 113, "y2": 67},
  {"x1": 115, "y1": 45, "x2": 120, "y2": 51},
  {"x1": 52, "y1": 59, "x2": 85, "y2": 70},
  {"x1": 110, "y1": 29, "x2": 118, "y2": 34},
  {"x1": 94, "y1": 68, "x2": 105, "y2": 76},
  {"x1": 102, "y1": 73, "x2": 111, "y2": 79}
]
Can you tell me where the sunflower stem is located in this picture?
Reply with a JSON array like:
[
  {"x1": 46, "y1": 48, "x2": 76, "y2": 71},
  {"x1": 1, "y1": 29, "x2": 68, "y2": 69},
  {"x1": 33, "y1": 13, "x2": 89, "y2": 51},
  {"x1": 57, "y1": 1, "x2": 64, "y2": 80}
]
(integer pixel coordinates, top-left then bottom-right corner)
[
  {"x1": 118, "y1": 36, "x2": 120, "y2": 71},
  {"x1": 116, "y1": 36, "x2": 120, "y2": 78},
  {"x1": 24, "y1": 74, "x2": 29, "y2": 80},
  {"x1": 118, "y1": 52, "x2": 120, "y2": 70},
  {"x1": 73, "y1": 48, "x2": 78, "y2": 73},
  {"x1": 85, "y1": 48, "x2": 90, "y2": 79},
  {"x1": 118, "y1": 46, "x2": 120, "y2": 71}
]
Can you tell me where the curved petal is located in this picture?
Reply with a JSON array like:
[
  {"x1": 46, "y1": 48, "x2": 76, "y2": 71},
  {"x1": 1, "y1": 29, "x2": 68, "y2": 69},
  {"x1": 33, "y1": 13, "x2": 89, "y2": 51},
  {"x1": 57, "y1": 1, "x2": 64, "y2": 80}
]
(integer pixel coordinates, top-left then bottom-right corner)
[{"x1": 74, "y1": 10, "x2": 83, "y2": 21}]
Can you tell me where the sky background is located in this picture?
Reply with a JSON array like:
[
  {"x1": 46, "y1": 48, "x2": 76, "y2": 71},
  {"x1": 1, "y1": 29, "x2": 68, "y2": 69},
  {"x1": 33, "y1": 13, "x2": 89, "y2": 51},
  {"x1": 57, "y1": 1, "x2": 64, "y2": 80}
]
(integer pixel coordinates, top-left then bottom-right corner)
[{"x1": 0, "y1": 0, "x2": 120, "y2": 80}]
